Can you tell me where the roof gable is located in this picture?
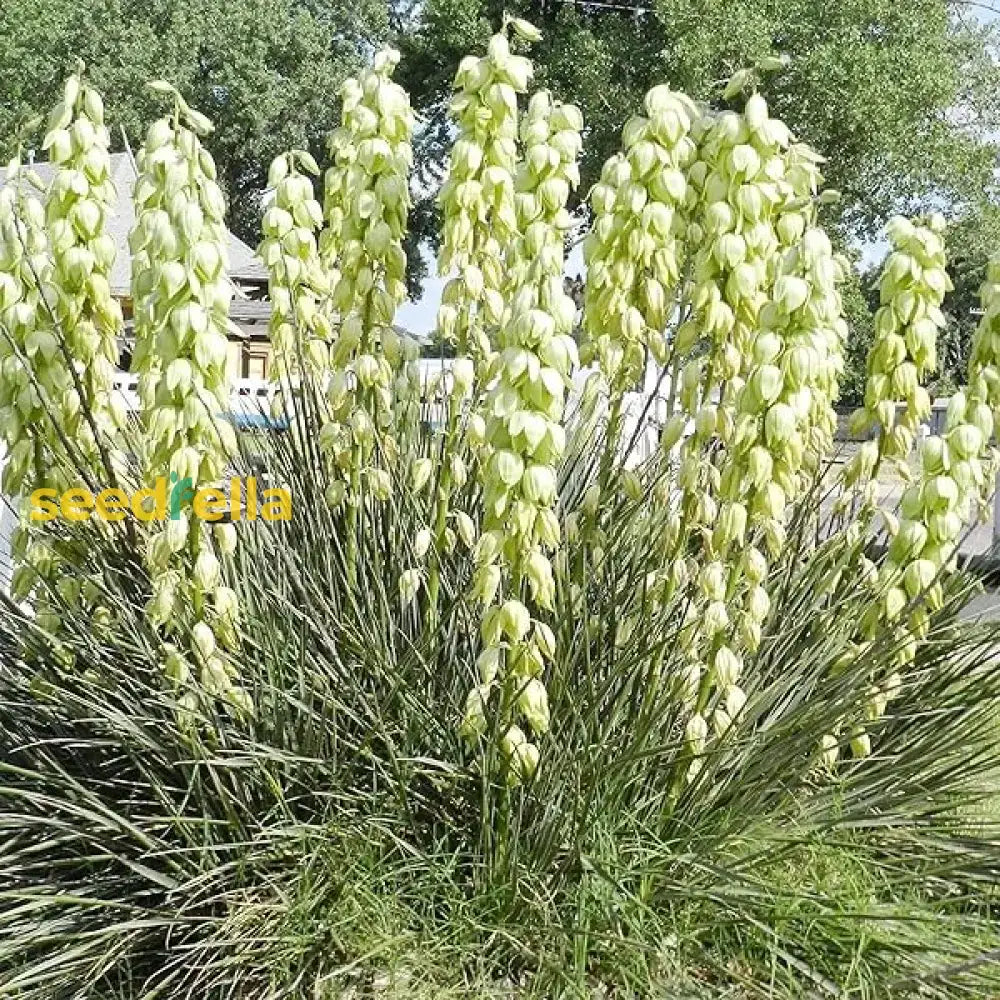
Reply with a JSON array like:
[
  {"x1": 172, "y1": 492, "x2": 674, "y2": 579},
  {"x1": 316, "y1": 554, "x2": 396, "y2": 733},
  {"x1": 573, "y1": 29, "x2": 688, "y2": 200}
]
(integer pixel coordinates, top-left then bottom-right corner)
[{"x1": 2, "y1": 152, "x2": 267, "y2": 293}]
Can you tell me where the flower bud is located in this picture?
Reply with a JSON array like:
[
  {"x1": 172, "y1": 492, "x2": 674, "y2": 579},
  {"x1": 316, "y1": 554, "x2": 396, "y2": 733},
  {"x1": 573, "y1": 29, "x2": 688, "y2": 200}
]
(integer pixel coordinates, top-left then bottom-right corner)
[
  {"x1": 460, "y1": 684, "x2": 491, "y2": 740},
  {"x1": 500, "y1": 599, "x2": 531, "y2": 642},
  {"x1": 507, "y1": 736, "x2": 540, "y2": 784},
  {"x1": 713, "y1": 646, "x2": 742, "y2": 687},
  {"x1": 742, "y1": 547, "x2": 768, "y2": 583},
  {"x1": 452, "y1": 358, "x2": 475, "y2": 396},
  {"x1": 517, "y1": 677, "x2": 550, "y2": 734},
  {"x1": 193, "y1": 548, "x2": 220, "y2": 591},
  {"x1": 699, "y1": 561, "x2": 727, "y2": 602},
  {"x1": 399, "y1": 567, "x2": 421, "y2": 602},
  {"x1": 764, "y1": 403, "x2": 795, "y2": 446},
  {"x1": 622, "y1": 469, "x2": 643, "y2": 501},
  {"x1": 165, "y1": 514, "x2": 190, "y2": 553},
  {"x1": 850, "y1": 730, "x2": 871, "y2": 758},
  {"x1": 454, "y1": 511, "x2": 476, "y2": 548},
  {"x1": 949, "y1": 423, "x2": 983, "y2": 460},
  {"x1": 661, "y1": 414, "x2": 688, "y2": 451},
  {"x1": 192, "y1": 621, "x2": 216, "y2": 662},
  {"x1": 704, "y1": 600, "x2": 729, "y2": 635},
  {"x1": 715, "y1": 502, "x2": 747, "y2": 548},
  {"x1": 685, "y1": 713, "x2": 708, "y2": 753},
  {"x1": 411, "y1": 458, "x2": 434, "y2": 493},
  {"x1": 164, "y1": 646, "x2": 193, "y2": 687},
  {"x1": 414, "y1": 527, "x2": 432, "y2": 559},
  {"x1": 820, "y1": 734, "x2": 839, "y2": 767}
]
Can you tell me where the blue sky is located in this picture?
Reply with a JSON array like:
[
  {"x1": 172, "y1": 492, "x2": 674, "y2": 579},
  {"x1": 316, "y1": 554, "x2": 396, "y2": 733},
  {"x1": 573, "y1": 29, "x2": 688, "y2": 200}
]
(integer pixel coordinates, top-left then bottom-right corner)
[
  {"x1": 396, "y1": 242, "x2": 585, "y2": 336},
  {"x1": 396, "y1": 5, "x2": 999, "y2": 337}
]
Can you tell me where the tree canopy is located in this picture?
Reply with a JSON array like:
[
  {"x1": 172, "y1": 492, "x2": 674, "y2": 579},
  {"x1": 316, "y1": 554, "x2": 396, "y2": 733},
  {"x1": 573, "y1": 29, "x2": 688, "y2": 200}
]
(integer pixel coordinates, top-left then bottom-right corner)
[
  {"x1": 399, "y1": 0, "x2": 1000, "y2": 241},
  {"x1": 2, "y1": 0, "x2": 998, "y2": 312},
  {"x1": 0, "y1": 0, "x2": 388, "y2": 243}
]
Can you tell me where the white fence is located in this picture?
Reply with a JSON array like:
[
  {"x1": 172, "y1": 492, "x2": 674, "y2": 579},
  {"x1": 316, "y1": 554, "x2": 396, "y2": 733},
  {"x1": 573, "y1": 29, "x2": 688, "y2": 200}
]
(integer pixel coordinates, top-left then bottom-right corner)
[
  {"x1": 0, "y1": 364, "x2": 669, "y2": 590},
  {"x1": 4, "y1": 372, "x2": 998, "y2": 595},
  {"x1": 0, "y1": 375, "x2": 279, "y2": 590}
]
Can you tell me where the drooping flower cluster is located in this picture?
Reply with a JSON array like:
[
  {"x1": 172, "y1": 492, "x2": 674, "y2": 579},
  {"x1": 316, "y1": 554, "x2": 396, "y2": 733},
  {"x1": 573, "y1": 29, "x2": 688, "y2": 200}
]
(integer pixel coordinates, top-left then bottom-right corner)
[
  {"x1": 461, "y1": 91, "x2": 582, "y2": 784},
  {"x1": 835, "y1": 382, "x2": 983, "y2": 760},
  {"x1": 437, "y1": 23, "x2": 536, "y2": 363},
  {"x1": 968, "y1": 256, "x2": 1000, "y2": 418},
  {"x1": 259, "y1": 150, "x2": 333, "y2": 391},
  {"x1": 421, "y1": 22, "x2": 538, "y2": 610},
  {"x1": 130, "y1": 85, "x2": 246, "y2": 714},
  {"x1": 42, "y1": 64, "x2": 126, "y2": 467},
  {"x1": 4, "y1": 36, "x2": 999, "y2": 794},
  {"x1": 864, "y1": 252, "x2": 1000, "y2": 655},
  {"x1": 0, "y1": 149, "x2": 65, "y2": 499},
  {"x1": 5, "y1": 70, "x2": 132, "y2": 631},
  {"x1": 825, "y1": 221, "x2": 972, "y2": 761},
  {"x1": 843, "y1": 215, "x2": 950, "y2": 493},
  {"x1": 661, "y1": 93, "x2": 808, "y2": 577},
  {"x1": 663, "y1": 87, "x2": 850, "y2": 762},
  {"x1": 0, "y1": 74, "x2": 134, "y2": 639},
  {"x1": 581, "y1": 86, "x2": 697, "y2": 398},
  {"x1": 0, "y1": 142, "x2": 78, "y2": 614},
  {"x1": 686, "y1": 218, "x2": 847, "y2": 740},
  {"x1": 319, "y1": 48, "x2": 416, "y2": 510}
]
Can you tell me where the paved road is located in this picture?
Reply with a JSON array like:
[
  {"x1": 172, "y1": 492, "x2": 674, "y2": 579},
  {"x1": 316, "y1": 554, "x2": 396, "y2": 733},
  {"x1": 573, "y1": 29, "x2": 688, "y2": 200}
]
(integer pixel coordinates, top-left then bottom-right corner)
[{"x1": 962, "y1": 591, "x2": 1000, "y2": 620}]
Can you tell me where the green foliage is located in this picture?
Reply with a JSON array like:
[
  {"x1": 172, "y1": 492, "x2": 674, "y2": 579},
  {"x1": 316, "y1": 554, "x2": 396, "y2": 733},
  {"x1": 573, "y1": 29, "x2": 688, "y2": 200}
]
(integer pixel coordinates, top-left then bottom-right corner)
[
  {"x1": 399, "y1": 0, "x2": 1000, "y2": 242},
  {"x1": 4, "y1": 0, "x2": 997, "y2": 302},
  {"x1": 3, "y1": 408, "x2": 1000, "y2": 996},
  {"x1": 842, "y1": 206, "x2": 1000, "y2": 409},
  {"x1": 0, "y1": 0, "x2": 387, "y2": 244},
  {"x1": 939, "y1": 206, "x2": 1000, "y2": 386},
  {"x1": 837, "y1": 262, "x2": 876, "y2": 410},
  {"x1": 5, "y1": 27, "x2": 1000, "y2": 997}
]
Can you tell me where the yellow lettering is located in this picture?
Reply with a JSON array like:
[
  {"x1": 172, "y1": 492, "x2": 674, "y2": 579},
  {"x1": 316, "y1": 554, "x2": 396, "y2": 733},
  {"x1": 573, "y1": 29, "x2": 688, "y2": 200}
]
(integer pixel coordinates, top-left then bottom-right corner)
[
  {"x1": 29, "y1": 488, "x2": 59, "y2": 522},
  {"x1": 96, "y1": 488, "x2": 129, "y2": 522},
  {"x1": 132, "y1": 477, "x2": 168, "y2": 522},
  {"x1": 260, "y1": 488, "x2": 292, "y2": 522},
  {"x1": 193, "y1": 488, "x2": 226, "y2": 521},
  {"x1": 229, "y1": 477, "x2": 241, "y2": 520},
  {"x1": 61, "y1": 488, "x2": 94, "y2": 522}
]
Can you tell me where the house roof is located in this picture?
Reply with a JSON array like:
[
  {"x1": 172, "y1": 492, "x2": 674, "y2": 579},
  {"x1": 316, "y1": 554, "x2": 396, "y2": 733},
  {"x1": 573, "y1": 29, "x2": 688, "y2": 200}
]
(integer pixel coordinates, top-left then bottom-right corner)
[{"x1": 2, "y1": 152, "x2": 268, "y2": 293}]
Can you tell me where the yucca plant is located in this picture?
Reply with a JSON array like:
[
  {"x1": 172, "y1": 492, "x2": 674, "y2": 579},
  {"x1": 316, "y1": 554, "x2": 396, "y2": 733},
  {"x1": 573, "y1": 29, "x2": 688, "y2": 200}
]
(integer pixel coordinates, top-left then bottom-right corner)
[{"x1": 2, "y1": 23, "x2": 1000, "y2": 1000}]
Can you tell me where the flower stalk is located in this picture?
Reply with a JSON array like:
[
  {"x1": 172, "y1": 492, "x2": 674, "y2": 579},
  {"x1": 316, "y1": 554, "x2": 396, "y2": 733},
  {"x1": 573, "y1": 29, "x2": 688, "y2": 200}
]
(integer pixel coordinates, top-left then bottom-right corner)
[
  {"x1": 463, "y1": 89, "x2": 582, "y2": 786},
  {"x1": 130, "y1": 83, "x2": 248, "y2": 716}
]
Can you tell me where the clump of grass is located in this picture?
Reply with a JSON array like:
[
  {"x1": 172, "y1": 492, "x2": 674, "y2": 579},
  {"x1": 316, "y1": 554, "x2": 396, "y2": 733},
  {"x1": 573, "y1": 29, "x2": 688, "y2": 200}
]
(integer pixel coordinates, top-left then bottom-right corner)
[{"x1": 2, "y1": 405, "x2": 1000, "y2": 999}]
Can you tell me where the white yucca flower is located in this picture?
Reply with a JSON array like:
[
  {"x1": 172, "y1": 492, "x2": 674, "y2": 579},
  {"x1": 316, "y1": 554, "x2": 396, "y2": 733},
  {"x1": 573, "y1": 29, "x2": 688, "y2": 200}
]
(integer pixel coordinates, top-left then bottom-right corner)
[
  {"x1": 847, "y1": 245, "x2": 1000, "y2": 748},
  {"x1": 43, "y1": 63, "x2": 125, "y2": 461},
  {"x1": 318, "y1": 48, "x2": 417, "y2": 508},
  {"x1": 582, "y1": 84, "x2": 698, "y2": 398},
  {"x1": 463, "y1": 87, "x2": 582, "y2": 785},
  {"x1": 259, "y1": 150, "x2": 333, "y2": 393},
  {"x1": 0, "y1": 81, "x2": 128, "y2": 625},
  {"x1": 844, "y1": 214, "x2": 951, "y2": 491},
  {"x1": 648, "y1": 82, "x2": 850, "y2": 773},
  {"x1": 0, "y1": 145, "x2": 68, "y2": 499},
  {"x1": 130, "y1": 82, "x2": 248, "y2": 715},
  {"x1": 422, "y1": 23, "x2": 540, "y2": 611}
]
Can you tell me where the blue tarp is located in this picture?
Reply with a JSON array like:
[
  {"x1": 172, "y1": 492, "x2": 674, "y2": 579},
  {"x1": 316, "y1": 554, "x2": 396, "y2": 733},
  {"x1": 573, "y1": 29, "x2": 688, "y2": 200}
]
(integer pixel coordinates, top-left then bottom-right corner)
[{"x1": 220, "y1": 411, "x2": 289, "y2": 431}]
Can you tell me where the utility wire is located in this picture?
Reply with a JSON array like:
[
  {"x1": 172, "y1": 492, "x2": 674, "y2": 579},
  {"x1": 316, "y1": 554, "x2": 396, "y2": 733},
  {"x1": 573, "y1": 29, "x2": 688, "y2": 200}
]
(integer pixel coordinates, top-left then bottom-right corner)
[
  {"x1": 954, "y1": 0, "x2": 1000, "y2": 16},
  {"x1": 547, "y1": 0, "x2": 656, "y2": 13},
  {"x1": 550, "y1": 0, "x2": 1000, "y2": 18},
  {"x1": 546, "y1": 0, "x2": 1000, "y2": 16}
]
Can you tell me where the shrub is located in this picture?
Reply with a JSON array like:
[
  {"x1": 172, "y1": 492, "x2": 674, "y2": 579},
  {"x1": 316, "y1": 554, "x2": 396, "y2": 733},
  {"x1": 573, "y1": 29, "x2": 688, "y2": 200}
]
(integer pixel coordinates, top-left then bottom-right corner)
[{"x1": 2, "y1": 23, "x2": 1000, "y2": 998}]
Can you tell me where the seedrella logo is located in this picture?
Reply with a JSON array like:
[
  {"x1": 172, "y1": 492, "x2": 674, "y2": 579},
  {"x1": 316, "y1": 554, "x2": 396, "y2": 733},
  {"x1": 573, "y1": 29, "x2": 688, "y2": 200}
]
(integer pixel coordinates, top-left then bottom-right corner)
[
  {"x1": 169, "y1": 473, "x2": 197, "y2": 519},
  {"x1": 30, "y1": 473, "x2": 293, "y2": 523}
]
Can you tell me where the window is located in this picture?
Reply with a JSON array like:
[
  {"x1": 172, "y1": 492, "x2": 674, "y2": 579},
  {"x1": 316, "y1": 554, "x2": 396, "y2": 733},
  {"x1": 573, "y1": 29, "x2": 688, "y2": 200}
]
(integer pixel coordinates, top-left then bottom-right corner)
[{"x1": 245, "y1": 345, "x2": 269, "y2": 380}]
